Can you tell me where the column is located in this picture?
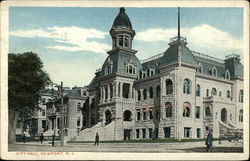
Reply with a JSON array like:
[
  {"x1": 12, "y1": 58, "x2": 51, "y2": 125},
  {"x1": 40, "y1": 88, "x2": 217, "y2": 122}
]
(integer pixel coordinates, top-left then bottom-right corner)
[
  {"x1": 107, "y1": 85, "x2": 110, "y2": 101},
  {"x1": 113, "y1": 83, "x2": 116, "y2": 99},
  {"x1": 115, "y1": 82, "x2": 119, "y2": 97},
  {"x1": 103, "y1": 86, "x2": 106, "y2": 102},
  {"x1": 120, "y1": 82, "x2": 123, "y2": 98},
  {"x1": 100, "y1": 87, "x2": 103, "y2": 102},
  {"x1": 129, "y1": 83, "x2": 133, "y2": 98}
]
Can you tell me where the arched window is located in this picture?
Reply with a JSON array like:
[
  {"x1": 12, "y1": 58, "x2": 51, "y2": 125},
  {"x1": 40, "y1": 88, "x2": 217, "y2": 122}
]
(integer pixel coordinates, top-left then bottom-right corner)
[
  {"x1": 156, "y1": 85, "x2": 160, "y2": 97},
  {"x1": 239, "y1": 109, "x2": 243, "y2": 122},
  {"x1": 77, "y1": 103, "x2": 81, "y2": 112},
  {"x1": 183, "y1": 102, "x2": 191, "y2": 117},
  {"x1": 124, "y1": 36, "x2": 129, "y2": 47},
  {"x1": 126, "y1": 65, "x2": 135, "y2": 75},
  {"x1": 123, "y1": 110, "x2": 132, "y2": 121},
  {"x1": 183, "y1": 79, "x2": 191, "y2": 94},
  {"x1": 105, "y1": 110, "x2": 112, "y2": 125},
  {"x1": 206, "y1": 89, "x2": 209, "y2": 97},
  {"x1": 143, "y1": 89, "x2": 147, "y2": 100},
  {"x1": 166, "y1": 79, "x2": 173, "y2": 95},
  {"x1": 239, "y1": 90, "x2": 243, "y2": 103},
  {"x1": 147, "y1": 69, "x2": 150, "y2": 77},
  {"x1": 212, "y1": 67, "x2": 217, "y2": 77},
  {"x1": 225, "y1": 70, "x2": 230, "y2": 80},
  {"x1": 137, "y1": 90, "x2": 141, "y2": 101},
  {"x1": 227, "y1": 90, "x2": 231, "y2": 98},
  {"x1": 211, "y1": 88, "x2": 217, "y2": 96},
  {"x1": 119, "y1": 35, "x2": 123, "y2": 46},
  {"x1": 221, "y1": 108, "x2": 227, "y2": 123},
  {"x1": 165, "y1": 102, "x2": 172, "y2": 117},
  {"x1": 196, "y1": 84, "x2": 200, "y2": 96},
  {"x1": 149, "y1": 87, "x2": 153, "y2": 98},
  {"x1": 205, "y1": 106, "x2": 210, "y2": 116}
]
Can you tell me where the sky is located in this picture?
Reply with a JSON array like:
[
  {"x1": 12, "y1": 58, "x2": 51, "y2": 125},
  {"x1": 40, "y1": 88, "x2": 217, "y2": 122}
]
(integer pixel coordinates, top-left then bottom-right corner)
[{"x1": 9, "y1": 7, "x2": 244, "y2": 87}]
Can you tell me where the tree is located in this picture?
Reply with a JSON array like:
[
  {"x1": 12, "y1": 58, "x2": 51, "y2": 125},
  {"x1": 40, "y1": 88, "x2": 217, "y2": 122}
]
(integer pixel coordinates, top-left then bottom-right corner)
[{"x1": 8, "y1": 52, "x2": 50, "y2": 143}]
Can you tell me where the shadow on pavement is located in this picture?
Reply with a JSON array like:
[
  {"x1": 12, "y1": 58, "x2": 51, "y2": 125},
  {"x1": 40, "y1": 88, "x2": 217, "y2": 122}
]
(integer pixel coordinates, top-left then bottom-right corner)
[{"x1": 183, "y1": 147, "x2": 243, "y2": 153}]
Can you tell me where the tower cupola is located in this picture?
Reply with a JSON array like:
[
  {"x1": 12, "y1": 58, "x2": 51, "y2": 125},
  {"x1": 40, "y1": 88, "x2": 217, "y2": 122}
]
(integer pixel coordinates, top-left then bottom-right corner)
[{"x1": 110, "y1": 7, "x2": 135, "y2": 50}]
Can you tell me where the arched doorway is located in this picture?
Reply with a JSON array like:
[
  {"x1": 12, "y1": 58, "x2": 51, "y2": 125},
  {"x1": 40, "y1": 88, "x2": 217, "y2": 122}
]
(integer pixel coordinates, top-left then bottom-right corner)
[
  {"x1": 105, "y1": 110, "x2": 112, "y2": 125},
  {"x1": 221, "y1": 108, "x2": 227, "y2": 123},
  {"x1": 123, "y1": 110, "x2": 132, "y2": 121}
]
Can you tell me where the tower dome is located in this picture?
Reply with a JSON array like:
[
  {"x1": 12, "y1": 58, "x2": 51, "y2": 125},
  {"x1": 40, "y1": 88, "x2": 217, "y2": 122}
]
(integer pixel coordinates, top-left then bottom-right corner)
[{"x1": 112, "y1": 7, "x2": 132, "y2": 29}]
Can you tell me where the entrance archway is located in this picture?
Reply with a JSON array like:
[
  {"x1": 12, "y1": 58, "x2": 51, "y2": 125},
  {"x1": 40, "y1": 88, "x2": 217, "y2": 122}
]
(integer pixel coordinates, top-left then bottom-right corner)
[
  {"x1": 105, "y1": 110, "x2": 112, "y2": 125},
  {"x1": 221, "y1": 108, "x2": 227, "y2": 123},
  {"x1": 123, "y1": 110, "x2": 132, "y2": 121}
]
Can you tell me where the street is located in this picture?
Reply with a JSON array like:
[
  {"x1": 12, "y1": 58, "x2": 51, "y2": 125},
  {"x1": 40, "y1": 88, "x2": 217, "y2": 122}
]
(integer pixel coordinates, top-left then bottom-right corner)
[{"x1": 9, "y1": 140, "x2": 243, "y2": 153}]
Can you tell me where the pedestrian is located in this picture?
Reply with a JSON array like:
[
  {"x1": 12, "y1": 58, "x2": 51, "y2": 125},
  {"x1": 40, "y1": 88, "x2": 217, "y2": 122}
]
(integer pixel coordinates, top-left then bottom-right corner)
[
  {"x1": 40, "y1": 133, "x2": 44, "y2": 144},
  {"x1": 22, "y1": 134, "x2": 26, "y2": 143},
  {"x1": 94, "y1": 133, "x2": 99, "y2": 146},
  {"x1": 205, "y1": 129, "x2": 213, "y2": 152},
  {"x1": 52, "y1": 134, "x2": 55, "y2": 147}
]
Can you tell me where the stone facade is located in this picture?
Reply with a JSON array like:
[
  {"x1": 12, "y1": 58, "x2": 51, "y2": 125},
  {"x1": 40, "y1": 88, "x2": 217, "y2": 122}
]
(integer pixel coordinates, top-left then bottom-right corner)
[{"x1": 70, "y1": 7, "x2": 244, "y2": 141}]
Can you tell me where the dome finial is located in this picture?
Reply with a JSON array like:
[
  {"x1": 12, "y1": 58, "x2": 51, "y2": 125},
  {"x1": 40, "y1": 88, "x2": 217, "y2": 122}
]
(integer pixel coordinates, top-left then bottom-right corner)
[{"x1": 120, "y1": 7, "x2": 125, "y2": 12}]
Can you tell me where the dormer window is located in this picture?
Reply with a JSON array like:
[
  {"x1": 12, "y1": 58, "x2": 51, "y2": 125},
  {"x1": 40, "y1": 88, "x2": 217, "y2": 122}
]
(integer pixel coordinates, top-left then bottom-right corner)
[
  {"x1": 225, "y1": 70, "x2": 230, "y2": 80},
  {"x1": 197, "y1": 63, "x2": 203, "y2": 73},
  {"x1": 212, "y1": 67, "x2": 217, "y2": 77},
  {"x1": 124, "y1": 36, "x2": 129, "y2": 47},
  {"x1": 125, "y1": 57, "x2": 136, "y2": 75},
  {"x1": 105, "y1": 58, "x2": 113, "y2": 76}
]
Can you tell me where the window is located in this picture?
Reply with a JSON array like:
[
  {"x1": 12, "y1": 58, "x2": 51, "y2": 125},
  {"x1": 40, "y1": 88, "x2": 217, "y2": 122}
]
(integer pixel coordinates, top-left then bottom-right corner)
[
  {"x1": 183, "y1": 79, "x2": 191, "y2": 94},
  {"x1": 212, "y1": 67, "x2": 217, "y2": 76},
  {"x1": 139, "y1": 70, "x2": 142, "y2": 79},
  {"x1": 221, "y1": 108, "x2": 227, "y2": 123},
  {"x1": 119, "y1": 35, "x2": 123, "y2": 46},
  {"x1": 122, "y1": 83, "x2": 130, "y2": 98},
  {"x1": 184, "y1": 127, "x2": 191, "y2": 138},
  {"x1": 164, "y1": 127, "x2": 171, "y2": 138},
  {"x1": 196, "y1": 84, "x2": 200, "y2": 96},
  {"x1": 149, "y1": 87, "x2": 153, "y2": 98},
  {"x1": 77, "y1": 117, "x2": 81, "y2": 126},
  {"x1": 142, "y1": 129, "x2": 146, "y2": 138},
  {"x1": 151, "y1": 70, "x2": 154, "y2": 76},
  {"x1": 148, "y1": 128, "x2": 153, "y2": 138},
  {"x1": 105, "y1": 110, "x2": 112, "y2": 125},
  {"x1": 42, "y1": 98, "x2": 46, "y2": 104},
  {"x1": 143, "y1": 110, "x2": 147, "y2": 120},
  {"x1": 205, "y1": 106, "x2": 210, "y2": 116},
  {"x1": 64, "y1": 117, "x2": 68, "y2": 128},
  {"x1": 126, "y1": 65, "x2": 135, "y2": 75},
  {"x1": 136, "y1": 129, "x2": 140, "y2": 138},
  {"x1": 183, "y1": 102, "x2": 191, "y2": 117},
  {"x1": 166, "y1": 79, "x2": 173, "y2": 95},
  {"x1": 206, "y1": 89, "x2": 209, "y2": 97},
  {"x1": 225, "y1": 70, "x2": 230, "y2": 80},
  {"x1": 124, "y1": 36, "x2": 128, "y2": 47},
  {"x1": 149, "y1": 110, "x2": 153, "y2": 119},
  {"x1": 123, "y1": 110, "x2": 132, "y2": 121},
  {"x1": 77, "y1": 103, "x2": 81, "y2": 112},
  {"x1": 227, "y1": 90, "x2": 231, "y2": 98},
  {"x1": 195, "y1": 106, "x2": 200, "y2": 119},
  {"x1": 147, "y1": 69, "x2": 150, "y2": 77},
  {"x1": 42, "y1": 109, "x2": 46, "y2": 116},
  {"x1": 143, "y1": 89, "x2": 147, "y2": 100},
  {"x1": 239, "y1": 90, "x2": 243, "y2": 103},
  {"x1": 91, "y1": 114, "x2": 95, "y2": 125},
  {"x1": 197, "y1": 128, "x2": 201, "y2": 138},
  {"x1": 219, "y1": 91, "x2": 222, "y2": 97},
  {"x1": 165, "y1": 102, "x2": 172, "y2": 117},
  {"x1": 211, "y1": 88, "x2": 217, "y2": 96},
  {"x1": 137, "y1": 90, "x2": 141, "y2": 101},
  {"x1": 239, "y1": 109, "x2": 243, "y2": 122},
  {"x1": 137, "y1": 110, "x2": 141, "y2": 121},
  {"x1": 156, "y1": 85, "x2": 160, "y2": 97}
]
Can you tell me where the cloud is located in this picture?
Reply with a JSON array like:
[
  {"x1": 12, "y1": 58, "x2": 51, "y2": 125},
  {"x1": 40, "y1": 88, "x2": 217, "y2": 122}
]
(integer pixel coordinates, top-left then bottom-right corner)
[
  {"x1": 9, "y1": 26, "x2": 110, "y2": 54},
  {"x1": 136, "y1": 24, "x2": 242, "y2": 52}
]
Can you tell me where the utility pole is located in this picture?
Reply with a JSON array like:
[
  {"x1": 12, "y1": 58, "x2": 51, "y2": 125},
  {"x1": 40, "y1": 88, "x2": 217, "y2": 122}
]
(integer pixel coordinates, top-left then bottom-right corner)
[{"x1": 59, "y1": 81, "x2": 64, "y2": 146}]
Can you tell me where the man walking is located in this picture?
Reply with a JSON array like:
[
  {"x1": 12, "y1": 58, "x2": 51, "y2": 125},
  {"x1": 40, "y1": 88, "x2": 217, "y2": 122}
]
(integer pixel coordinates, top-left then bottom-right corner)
[
  {"x1": 94, "y1": 133, "x2": 99, "y2": 146},
  {"x1": 40, "y1": 133, "x2": 44, "y2": 144},
  {"x1": 205, "y1": 129, "x2": 213, "y2": 152}
]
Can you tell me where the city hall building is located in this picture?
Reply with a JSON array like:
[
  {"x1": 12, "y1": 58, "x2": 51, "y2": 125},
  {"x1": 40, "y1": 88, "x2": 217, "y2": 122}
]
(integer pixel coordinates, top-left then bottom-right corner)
[{"x1": 38, "y1": 7, "x2": 244, "y2": 141}]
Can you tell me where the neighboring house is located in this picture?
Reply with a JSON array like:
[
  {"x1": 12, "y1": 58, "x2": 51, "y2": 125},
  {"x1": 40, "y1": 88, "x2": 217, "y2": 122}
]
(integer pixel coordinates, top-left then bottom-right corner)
[
  {"x1": 69, "y1": 7, "x2": 244, "y2": 141},
  {"x1": 36, "y1": 87, "x2": 88, "y2": 137}
]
